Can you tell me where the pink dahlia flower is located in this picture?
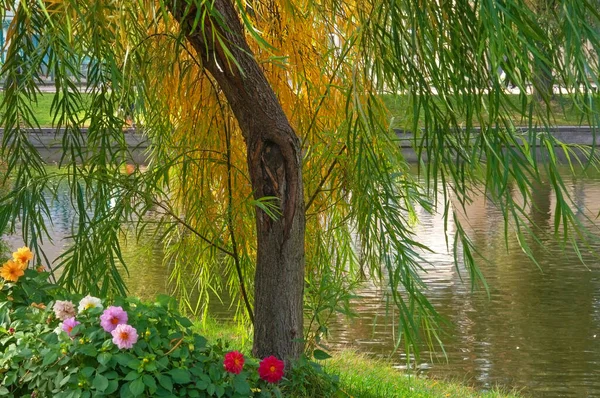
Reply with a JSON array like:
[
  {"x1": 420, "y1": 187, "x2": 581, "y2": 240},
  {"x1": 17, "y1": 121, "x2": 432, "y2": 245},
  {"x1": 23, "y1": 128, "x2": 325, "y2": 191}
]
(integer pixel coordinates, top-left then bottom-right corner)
[
  {"x1": 99, "y1": 306, "x2": 128, "y2": 332},
  {"x1": 111, "y1": 324, "x2": 138, "y2": 349},
  {"x1": 61, "y1": 317, "x2": 80, "y2": 336}
]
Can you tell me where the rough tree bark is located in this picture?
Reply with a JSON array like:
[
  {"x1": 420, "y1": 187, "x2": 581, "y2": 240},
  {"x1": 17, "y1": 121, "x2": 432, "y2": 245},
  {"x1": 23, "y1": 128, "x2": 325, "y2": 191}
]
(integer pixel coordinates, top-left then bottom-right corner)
[{"x1": 167, "y1": 0, "x2": 306, "y2": 360}]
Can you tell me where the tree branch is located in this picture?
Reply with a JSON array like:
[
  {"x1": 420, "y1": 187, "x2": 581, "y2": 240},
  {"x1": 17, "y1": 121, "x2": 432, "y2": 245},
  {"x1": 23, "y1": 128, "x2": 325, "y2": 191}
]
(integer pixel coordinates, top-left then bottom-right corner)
[
  {"x1": 152, "y1": 200, "x2": 235, "y2": 258},
  {"x1": 305, "y1": 144, "x2": 346, "y2": 211}
]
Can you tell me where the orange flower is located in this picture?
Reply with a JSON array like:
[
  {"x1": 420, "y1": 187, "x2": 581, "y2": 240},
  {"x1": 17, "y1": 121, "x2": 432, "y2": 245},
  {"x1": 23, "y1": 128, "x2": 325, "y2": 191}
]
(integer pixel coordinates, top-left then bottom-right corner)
[
  {"x1": 31, "y1": 302, "x2": 46, "y2": 310},
  {"x1": 13, "y1": 247, "x2": 33, "y2": 267},
  {"x1": 36, "y1": 265, "x2": 45, "y2": 273},
  {"x1": 0, "y1": 260, "x2": 25, "y2": 282}
]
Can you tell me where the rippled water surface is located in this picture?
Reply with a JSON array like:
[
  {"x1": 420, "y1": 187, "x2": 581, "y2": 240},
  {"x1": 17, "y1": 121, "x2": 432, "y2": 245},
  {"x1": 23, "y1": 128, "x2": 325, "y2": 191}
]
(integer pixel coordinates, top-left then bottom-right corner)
[{"x1": 4, "y1": 169, "x2": 600, "y2": 397}]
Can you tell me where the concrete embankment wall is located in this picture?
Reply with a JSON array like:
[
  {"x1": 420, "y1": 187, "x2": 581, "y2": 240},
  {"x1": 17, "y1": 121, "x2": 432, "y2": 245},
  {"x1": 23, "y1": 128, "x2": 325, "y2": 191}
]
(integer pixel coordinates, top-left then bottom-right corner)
[
  {"x1": 395, "y1": 126, "x2": 600, "y2": 162},
  {"x1": 0, "y1": 128, "x2": 150, "y2": 165},
  {"x1": 0, "y1": 126, "x2": 598, "y2": 165}
]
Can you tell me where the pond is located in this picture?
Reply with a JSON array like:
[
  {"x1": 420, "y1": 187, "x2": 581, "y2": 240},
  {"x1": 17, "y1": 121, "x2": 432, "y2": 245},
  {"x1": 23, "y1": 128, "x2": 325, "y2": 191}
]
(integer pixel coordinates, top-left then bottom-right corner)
[{"x1": 3, "y1": 167, "x2": 600, "y2": 398}]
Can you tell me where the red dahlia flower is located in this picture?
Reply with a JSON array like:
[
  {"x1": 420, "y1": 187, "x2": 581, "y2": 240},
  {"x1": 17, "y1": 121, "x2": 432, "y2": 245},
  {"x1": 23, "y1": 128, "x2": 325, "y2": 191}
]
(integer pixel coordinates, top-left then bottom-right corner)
[
  {"x1": 224, "y1": 350, "x2": 245, "y2": 374},
  {"x1": 258, "y1": 356, "x2": 285, "y2": 383}
]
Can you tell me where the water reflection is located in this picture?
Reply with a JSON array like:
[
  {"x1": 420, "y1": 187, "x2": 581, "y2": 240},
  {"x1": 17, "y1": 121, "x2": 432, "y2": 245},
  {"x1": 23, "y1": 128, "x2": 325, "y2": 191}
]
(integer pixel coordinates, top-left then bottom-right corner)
[
  {"x1": 324, "y1": 172, "x2": 600, "y2": 397},
  {"x1": 3, "y1": 168, "x2": 600, "y2": 397}
]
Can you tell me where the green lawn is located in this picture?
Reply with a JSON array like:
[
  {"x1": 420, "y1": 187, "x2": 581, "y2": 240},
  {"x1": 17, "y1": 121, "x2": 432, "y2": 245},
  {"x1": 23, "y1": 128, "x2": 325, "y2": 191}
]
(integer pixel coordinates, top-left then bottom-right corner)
[
  {"x1": 0, "y1": 92, "x2": 91, "y2": 127},
  {"x1": 324, "y1": 351, "x2": 520, "y2": 398},
  {"x1": 195, "y1": 318, "x2": 521, "y2": 398},
  {"x1": 382, "y1": 93, "x2": 600, "y2": 130},
  {"x1": 2, "y1": 92, "x2": 597, "y2": 130}
]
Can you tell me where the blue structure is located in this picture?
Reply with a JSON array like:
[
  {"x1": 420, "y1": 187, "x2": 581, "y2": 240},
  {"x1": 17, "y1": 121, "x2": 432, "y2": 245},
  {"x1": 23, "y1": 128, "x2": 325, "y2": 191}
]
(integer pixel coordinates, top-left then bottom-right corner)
[
  {"x1": 0, "y1": 9, "x2": 14, "y2": 65},
  {"x1": 1, "y1": 7, "x2": 89, "y2": 83}
]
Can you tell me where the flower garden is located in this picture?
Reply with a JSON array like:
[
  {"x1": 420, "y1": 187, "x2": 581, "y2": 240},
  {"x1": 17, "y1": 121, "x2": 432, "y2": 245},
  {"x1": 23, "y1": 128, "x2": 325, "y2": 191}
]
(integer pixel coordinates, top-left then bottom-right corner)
[{"x1": 0, "y1": 247, "x2": 338, "y2": 397}]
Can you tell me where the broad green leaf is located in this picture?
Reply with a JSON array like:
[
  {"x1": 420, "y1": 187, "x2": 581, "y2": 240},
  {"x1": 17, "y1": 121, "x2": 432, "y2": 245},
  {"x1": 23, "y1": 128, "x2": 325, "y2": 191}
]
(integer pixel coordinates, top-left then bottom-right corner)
[
  {"x1": 80, "y1": 367, "x2": 95, "y2": 378},
  {"x1": 42, "y1": 352, "x2": 59, "y2": 367},
  {"x1": 124, "y1": 370, "x2": 140, "y2": 381},
  {"x1": 97, "y1": 352, "x2": 112, "y2": 366},
  {"x1": 157, "y1": 374, "x2": 173, "y2": 391},
  {"x1": 142, "y1": 374, "x2": 157, "y2": 390},
  {"x1": 92, "y1": 373, "x2": 109, "y2": 392},
  {"x1": 233, "y1": 374, "x2": 250, "y2": 395},
  {"x1": 129, "y1": 377, "x2": 145, "y2": 396},
  {"x1": 313, "y1": 349, "x2": 332, "y2": 360},
  {"x1": 168, "y1": 368, "x2": 191, "y2": 384}
]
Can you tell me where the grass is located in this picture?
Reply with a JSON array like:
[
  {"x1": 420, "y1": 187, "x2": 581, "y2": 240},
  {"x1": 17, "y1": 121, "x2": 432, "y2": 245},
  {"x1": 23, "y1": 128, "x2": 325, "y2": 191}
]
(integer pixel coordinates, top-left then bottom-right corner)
[
  {"x1": 1, "y1": 92, "x2": 597, "y2": 130},
  {"x1": 195, "y1": 318, "x2": 521, "y2": 398},
  {"x1": 382, "y1": 93, "x2": 600, "y2": 130},
  {"x1": 0, "y1": 92, "x2": 91, "y2": 127},
  {"x1": 324, "y1": 351, "x2": 521, "y2": 398}
]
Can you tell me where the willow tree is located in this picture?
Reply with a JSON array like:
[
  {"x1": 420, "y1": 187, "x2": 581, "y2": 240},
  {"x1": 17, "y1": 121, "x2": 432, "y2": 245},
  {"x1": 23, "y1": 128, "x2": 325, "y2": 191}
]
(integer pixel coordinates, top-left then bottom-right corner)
[
  {"x1": 1, "y1": 0, "x2": 599, "y2": 361},
  {"x1": 529, "y1": 0, "x2": 558, "y2": 101}
]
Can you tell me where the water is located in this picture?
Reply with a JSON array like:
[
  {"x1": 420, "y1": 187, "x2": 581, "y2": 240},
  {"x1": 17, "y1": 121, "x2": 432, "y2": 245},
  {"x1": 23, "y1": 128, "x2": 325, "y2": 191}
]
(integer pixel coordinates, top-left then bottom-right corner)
[{"x1": 3, "y1": 169, "x2": 600, "y2": 397}]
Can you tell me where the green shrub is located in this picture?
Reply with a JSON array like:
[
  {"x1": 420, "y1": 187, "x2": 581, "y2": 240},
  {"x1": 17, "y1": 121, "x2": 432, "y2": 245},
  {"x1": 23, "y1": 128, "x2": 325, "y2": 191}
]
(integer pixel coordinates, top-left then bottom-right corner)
[{"x1": 0, "y1": 248, "x2": 340, "y2": 397}]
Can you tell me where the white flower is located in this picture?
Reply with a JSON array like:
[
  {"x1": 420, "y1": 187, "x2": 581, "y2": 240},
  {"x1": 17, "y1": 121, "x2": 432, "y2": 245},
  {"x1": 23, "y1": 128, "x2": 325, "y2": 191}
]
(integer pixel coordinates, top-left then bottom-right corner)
[
  {"x1": 53, "y1": 300, "x2": 76, "y2": 320},
  {"x1": 78, "y1": 295, "x2": 103, "y2": 312}
]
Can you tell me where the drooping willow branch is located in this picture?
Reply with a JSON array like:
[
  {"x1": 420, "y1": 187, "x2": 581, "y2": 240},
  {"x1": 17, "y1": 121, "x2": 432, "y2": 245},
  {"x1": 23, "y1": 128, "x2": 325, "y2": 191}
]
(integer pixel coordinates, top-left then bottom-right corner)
[
  {"x1": 196, "y1": 67, "x2": 256, "y2": 324},
  {"x1": 151, "y1": 200, "x2": 235, "y2": 257},
  {"x1": 305, "y1": 144, "x2": 346, "y2": 212},
  {"x1": 224, "y1": 114, "x2": 255, "y2": 324}
]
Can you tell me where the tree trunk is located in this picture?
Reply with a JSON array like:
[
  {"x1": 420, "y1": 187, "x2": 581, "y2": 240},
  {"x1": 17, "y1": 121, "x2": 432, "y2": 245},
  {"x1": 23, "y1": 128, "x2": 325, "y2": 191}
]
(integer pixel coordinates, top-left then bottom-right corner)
[
  {"x1": 533, "y1": 44, "x2": 554, "y2": 102},
  {"x1": 167, "y1": 0, "x2": 306, "y2": 360},
  {"x1": 532, "y1": 0, "x2": 555, "y2": 102}
]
